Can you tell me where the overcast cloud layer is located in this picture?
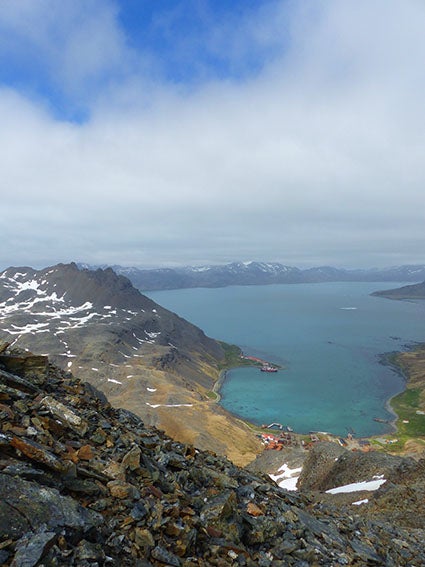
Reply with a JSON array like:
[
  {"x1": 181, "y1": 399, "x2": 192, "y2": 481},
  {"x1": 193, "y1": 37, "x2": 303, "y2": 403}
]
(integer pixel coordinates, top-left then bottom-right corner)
[{"x1": 1, "y1": 0, "x2": 424, "y2": 269}]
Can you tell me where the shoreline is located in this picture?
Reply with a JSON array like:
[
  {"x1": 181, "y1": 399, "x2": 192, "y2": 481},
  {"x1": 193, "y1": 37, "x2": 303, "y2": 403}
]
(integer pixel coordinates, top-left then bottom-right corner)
[
  {"x1": 380, "y1": 342, "x2": 425, "y2": 449},
  {"x1": 384, "y1": 398, "x2": 399, "y2": 433},
  {"x1": 379, "y1": 342, "x2": 425, "y2": 438},
  {"x1": 212, "y1": 368, "x2": 228, "y2": 402},
  {"x1": 213, "y1": 355, "x2": 412, "y2": 445},
  {"x1": 379, "y1": 351, "x2": 409, "y2": 435},
  {"x1": 214, "y1": 340, "x2": 425, "y2": 454}
]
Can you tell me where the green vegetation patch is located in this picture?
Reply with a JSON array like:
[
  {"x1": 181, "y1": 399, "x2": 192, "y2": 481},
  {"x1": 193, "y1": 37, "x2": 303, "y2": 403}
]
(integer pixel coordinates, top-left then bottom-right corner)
[
  {"x1": 205, "y1": 390, "x2": 218, "y2": 400},
  {"x1": 217, "y1": 342, "x2": 260, "y2": 370},
  {"x1": 391, "y1": 388, "x2": 425, "y2": 436},
  {"x1": 217, "y1": 341, "x2": 281, "y2": 371}
]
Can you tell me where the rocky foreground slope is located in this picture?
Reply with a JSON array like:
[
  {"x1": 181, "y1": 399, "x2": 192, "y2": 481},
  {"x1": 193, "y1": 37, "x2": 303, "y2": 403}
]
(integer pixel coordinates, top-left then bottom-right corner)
[
  {"x1": 1, "y1": 345, "x2": 425, "y2": 566},
  {"x1": 0, "y1": 264, "x2": 261, "y2": 464}
]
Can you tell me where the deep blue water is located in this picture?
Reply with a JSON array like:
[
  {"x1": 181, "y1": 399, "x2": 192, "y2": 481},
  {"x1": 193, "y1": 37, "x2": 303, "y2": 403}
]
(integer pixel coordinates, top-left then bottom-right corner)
[{"x1": 147, "y1": 282, "x2": 425, "y2": 436}]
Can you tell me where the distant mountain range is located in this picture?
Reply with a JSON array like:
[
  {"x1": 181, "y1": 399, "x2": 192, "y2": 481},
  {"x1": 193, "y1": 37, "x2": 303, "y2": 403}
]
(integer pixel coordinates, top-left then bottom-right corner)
[
  {"x1": 372, "y1": 280, "x2": 425, "y2": 300},
  {"x1": 79, "y1": 261, "x2": 425, "y2": 291},
  {"x1": 0, "y1": 263, "x2": 261, "y2": 463}
]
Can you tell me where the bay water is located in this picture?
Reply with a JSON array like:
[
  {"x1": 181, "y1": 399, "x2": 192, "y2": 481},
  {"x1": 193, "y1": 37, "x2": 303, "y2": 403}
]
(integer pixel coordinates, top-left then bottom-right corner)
[{"x1": 147, "y1": 282, "x2": 425, "y2": 437}]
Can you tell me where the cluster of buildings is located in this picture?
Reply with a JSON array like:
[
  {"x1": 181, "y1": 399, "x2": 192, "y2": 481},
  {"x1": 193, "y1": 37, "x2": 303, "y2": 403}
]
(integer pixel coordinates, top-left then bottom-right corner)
[{"x1": 259, "y1": 423, "x2": 297, "y2": 449}]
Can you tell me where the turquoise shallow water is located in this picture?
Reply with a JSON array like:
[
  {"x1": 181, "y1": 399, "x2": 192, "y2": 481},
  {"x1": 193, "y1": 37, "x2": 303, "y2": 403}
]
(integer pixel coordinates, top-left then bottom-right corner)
[{"x1": 147, "y1": 282, "x2": 425, "y2": 436}]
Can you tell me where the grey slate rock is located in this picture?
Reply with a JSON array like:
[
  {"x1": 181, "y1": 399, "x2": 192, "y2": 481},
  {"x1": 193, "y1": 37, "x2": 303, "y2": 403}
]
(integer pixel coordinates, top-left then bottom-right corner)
[
  {"x1": 12, "y1": 531, "x2": 57, "y2": 567},
  {"x1": 0, "y1": 474, "x2": 102, "y2": 540}
]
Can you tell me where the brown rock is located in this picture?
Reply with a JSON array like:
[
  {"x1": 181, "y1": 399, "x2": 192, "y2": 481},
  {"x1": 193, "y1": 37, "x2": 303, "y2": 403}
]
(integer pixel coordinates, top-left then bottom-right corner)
[
  {"x1": 10, "y1": 436, "x2": 69, "y2": 473},
  {"x1": 78, "y1": 444, "x2": 95, "y2": 461},
  {"x1": 64, "y1": 445, "x2": 80, "y2": 464},
  {"x1": 0, "y1": 342, "x2": 10, "y2": 354},
  {"x1": 103, "y1": 460, "x2": 125, "y2": 480},
  {"x1": 107, "y1": 479, "x2": 138, "y2": 499},
  {"x1": 146, "y1": 484, "x2": 163, "y2": 498},
  {"x1": 120, "y1": 516, "x2": 135, "y2": 528},
  {"x1": 121, "y1": 444, "x2": 141, "y2": 471},
  {"x1": 246, "y1": 502, "x2": 264, "y2": 517},
  {"x1": 134, "y1": 527, "x2": 155, "y2": 550},
  {"x1": 6, "y1": 426, "x2": 27, "y2": 436},
  {"x1": 206, "y1": 526, "x2": 223, "y2": 538},
  {"x1": 41, "y1": 416, "x2": 66, "y2": 436},
  {"x1": 0, "y1": 403, "x2": 14, "y2": 419},
  {"x1": 164, "y1": 521, "x2": 184, "y2": 537},
  {"x1": 75, "y1": 539, "x2": 105, "y2": 562}
]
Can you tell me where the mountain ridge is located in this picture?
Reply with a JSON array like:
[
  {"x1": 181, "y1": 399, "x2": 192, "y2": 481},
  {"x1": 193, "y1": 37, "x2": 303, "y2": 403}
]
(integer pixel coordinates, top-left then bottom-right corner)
[
  {"x1": 78, "y1": 261, "x2": 425, "y2": 291},
  {"x1": 0, "y1": 263, "x2": 262, "y2": 465}
]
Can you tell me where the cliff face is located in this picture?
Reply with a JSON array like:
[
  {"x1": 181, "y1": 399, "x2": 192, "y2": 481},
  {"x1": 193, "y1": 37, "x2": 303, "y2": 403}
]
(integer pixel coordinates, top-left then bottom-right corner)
[
  {"x1": 0, "y1": 264, "x2": 262, "y2": 465},
  {"x1": 1, "y1": 346, "x2": 424, "y2": 566}
]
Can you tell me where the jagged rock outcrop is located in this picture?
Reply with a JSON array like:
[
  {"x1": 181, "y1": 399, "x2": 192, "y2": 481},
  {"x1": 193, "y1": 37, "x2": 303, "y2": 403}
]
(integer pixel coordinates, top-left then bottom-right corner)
[
  {"x1": 297, "y1": 442, "x2": 346, "y2": 491},
  {"x1": 298, "y1": 441, "x2": 418, "y2": 492},
  {"x1": 0, "y1": 345, "x2": 424, "y2": 565},
  {"x1": 298, "y1": 441, "x2": 425, "y2": 531}
]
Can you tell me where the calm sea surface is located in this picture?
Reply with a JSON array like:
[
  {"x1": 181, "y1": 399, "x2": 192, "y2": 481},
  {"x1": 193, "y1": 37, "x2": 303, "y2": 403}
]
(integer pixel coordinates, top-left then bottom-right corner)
[{"x1": 147, "y1": 282, "x2": 425, "y2": 436}]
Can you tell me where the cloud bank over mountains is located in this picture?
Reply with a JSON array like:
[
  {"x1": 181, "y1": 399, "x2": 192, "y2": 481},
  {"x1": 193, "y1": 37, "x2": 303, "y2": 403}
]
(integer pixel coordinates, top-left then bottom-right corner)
[{"x1": 1, "y1": 0, "x2": 424, "y2": 269}]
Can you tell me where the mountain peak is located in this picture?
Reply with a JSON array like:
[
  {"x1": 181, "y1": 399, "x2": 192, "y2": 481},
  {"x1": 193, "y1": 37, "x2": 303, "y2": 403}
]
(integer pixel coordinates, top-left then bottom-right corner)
[{"x1": 1, "y1": 263, "x2": 267, "y2": 464}]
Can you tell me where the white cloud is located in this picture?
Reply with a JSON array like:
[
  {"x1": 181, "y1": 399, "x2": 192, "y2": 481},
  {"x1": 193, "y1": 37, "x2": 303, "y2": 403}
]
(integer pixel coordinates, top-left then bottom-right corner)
[
  {"x1": 0, "y1": 0, "x2": 133, "y2": 104},
  {"x1": 1, "y1": 1, "x2": 425, "y2": 269}
]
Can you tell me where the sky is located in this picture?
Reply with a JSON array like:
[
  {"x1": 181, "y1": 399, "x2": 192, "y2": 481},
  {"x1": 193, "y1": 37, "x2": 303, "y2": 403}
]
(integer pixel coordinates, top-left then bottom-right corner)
[{"x1": 1, "y1": 0, "x2": 425, "y2": 270}]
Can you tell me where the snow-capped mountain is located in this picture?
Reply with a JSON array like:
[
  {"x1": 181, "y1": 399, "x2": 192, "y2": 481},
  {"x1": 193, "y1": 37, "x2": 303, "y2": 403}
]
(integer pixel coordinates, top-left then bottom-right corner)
[
  {"x1": 1, "y1": 263, "x2": 265, "y2": 459},
  {"x1": 0, "y1": 262, "x2": 223, "y2": 391},
  {"x1": 79, "y1": 261, "x2": 425, "y2": 291}
]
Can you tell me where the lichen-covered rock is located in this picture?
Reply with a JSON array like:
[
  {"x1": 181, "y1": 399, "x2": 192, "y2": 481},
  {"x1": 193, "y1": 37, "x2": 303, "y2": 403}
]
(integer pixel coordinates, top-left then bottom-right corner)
[
  {"x1": 0, "y1": 353, "x2": 48, "y2": 385},
  {"x1": 0, "y1": 474, "x2": 102, "y2": 540},
  {"x1": 10, "y1": 531, "x2": 57, "y2": 567},
  {"x1": 39, "y1": 395, "x2": 88, "y2": 436}
]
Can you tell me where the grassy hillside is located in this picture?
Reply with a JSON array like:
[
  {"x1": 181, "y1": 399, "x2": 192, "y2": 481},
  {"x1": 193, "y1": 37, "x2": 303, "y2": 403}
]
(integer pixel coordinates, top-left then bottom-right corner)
[{"x1": 381, "y1": 345, "x2": 425, "y2": 453}]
